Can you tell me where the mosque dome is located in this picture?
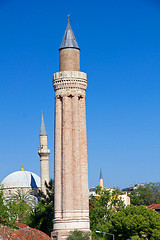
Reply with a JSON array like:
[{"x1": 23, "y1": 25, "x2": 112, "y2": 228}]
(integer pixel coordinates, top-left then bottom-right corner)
[{"x1": 1, "y1": 168, "x2": 41, "y2": 189}]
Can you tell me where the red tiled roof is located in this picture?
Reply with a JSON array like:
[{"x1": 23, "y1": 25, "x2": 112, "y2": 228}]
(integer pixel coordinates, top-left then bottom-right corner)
[
  {"x1": 0, "y1": 224, "x2": 52, "y2": 240},
  {"x1": 147, "y1": 204, "x2": 160, "y2": 209},
  {"x1": 15, "y1": 221, "x2": 28, "y2": 228}
]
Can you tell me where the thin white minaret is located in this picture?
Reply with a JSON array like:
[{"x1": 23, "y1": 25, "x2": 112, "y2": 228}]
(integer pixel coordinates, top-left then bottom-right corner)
[{"x1": 38, "y1": 111, "x2": 50, "y2": 193}]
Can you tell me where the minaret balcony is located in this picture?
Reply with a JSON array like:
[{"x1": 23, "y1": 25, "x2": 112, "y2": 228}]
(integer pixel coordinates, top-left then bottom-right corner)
[
  {"x1": 38, "y1": 149, "x2": 50, "y2": 156},
  {"x1": 53, "y1": 71, "x2": 87, "y2": 89}
]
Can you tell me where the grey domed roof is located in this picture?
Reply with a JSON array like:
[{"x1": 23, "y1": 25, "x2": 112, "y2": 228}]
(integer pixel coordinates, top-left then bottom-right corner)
[{"x1": 1, "y1": 170, "x2": 41, "y2": 189}]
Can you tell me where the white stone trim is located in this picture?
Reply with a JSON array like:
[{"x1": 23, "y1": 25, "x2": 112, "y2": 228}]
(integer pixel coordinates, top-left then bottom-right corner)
[{"x1": 53, "y1": 71, "x2": 87, "y2": 93}]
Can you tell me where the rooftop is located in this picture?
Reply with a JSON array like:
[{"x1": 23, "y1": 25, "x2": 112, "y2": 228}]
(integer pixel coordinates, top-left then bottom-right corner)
[
  {"x1": 147, "y1": 204, "x2": 160, "y2": 209},
  {"x1": 0, "y1": 223, "x2": 51, "y2": 240}
]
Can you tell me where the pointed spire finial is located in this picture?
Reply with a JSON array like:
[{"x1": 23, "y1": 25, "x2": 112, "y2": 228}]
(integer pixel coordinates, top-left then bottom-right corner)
[
  {"x1": 40, "y1": 111, "x2": 47, "y2": 136},
  {"x1": 100, "y1": 169, "x2": 103, "y2": 179},
  {"x1": 59, "y1": 17, "x2": 80, "y2": 51}
]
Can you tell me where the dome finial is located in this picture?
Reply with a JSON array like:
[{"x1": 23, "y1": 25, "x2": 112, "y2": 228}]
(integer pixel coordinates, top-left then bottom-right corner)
[{"x1": 21, "y1": 164, "x2": 25, "y2": 171}]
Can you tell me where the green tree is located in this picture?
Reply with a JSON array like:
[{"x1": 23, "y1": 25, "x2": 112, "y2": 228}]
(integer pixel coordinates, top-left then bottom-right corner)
[
  {"x1": 38, "y1": 179, "x2": 54, "y2": 206},
  {"x1": 109, "y1": 205, "x2": 160, "y2": 240},
  {"x1": 130, "y1": 182, "x2": 160, "y2": 206},
  {"x1": 89, "y1": 186, "x2": 124, "y2": 239},
  {"x1": 67, "y1": 230, "x2": 90, "y2": 240},
  {"x1": 28, "y1": 179, "x2": 54, "y2": 236},
  {"x1": 6, "y1": 189, "x2": 33, "y2": 224},
  {"x1": 128, "y1": 237, "x2": 141, "y2": 240},
  {"x1": 0, "y1": 191, "x2": 16, "y2": 228},
  {"x1": 0, "y1": 191, "x2": 8, "y2": 223}
]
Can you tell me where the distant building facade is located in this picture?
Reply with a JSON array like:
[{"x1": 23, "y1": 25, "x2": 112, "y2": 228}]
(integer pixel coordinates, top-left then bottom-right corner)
[{"x1": 122, "y1": 183, "x2": 144, "y2": 194}]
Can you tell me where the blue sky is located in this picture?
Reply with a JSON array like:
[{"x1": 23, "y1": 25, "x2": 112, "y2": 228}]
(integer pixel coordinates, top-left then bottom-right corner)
[{"x1": 0, "y1": 0, "x2": 160, "y2": 189}]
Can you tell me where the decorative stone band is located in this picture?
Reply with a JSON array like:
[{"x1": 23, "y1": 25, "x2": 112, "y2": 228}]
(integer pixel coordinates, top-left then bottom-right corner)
[
  {"x1": 53, "y1": 71, "x2": 87, "y2": 97},
  {"x1": 54, "y1": 210, "x2": 89, "y2": 219},
  {"x1": 53, "y1": 218, "x2": 90, "y2": 231}
]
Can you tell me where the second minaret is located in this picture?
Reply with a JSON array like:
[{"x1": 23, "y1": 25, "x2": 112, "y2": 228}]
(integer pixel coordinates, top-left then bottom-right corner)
[{"x1": 38, "y1": 111, "x2": 50, "y2": 193}]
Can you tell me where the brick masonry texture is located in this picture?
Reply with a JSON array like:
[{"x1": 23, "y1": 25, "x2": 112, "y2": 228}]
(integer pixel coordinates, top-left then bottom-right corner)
[
  {"x1": 52, "y1": 70, "x2": 90, "y2": 240},
  {"x1": 59, "y1": 49, "x2": 80, "y2": 71}
]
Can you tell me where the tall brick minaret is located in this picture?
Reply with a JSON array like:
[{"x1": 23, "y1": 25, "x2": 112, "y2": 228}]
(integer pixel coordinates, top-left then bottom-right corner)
[
  {"x1": 51, "y1": 18, "x2": 90, "y2": 239},
  {"x1": 38, "y1": 111, "x2": 50, "y2": 193}
]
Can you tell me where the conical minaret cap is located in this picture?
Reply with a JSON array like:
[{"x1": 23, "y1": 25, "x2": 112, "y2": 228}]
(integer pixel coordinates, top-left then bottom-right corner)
[
  {"x1": 100, "y1": 169, "x2": 103, "y2": 179},
  {"x1": 40, "y1": 111, "x2": 47, "y2": 136},
  {"x1": 59, "y1": 18, "x2": 80, "y2": 51}
]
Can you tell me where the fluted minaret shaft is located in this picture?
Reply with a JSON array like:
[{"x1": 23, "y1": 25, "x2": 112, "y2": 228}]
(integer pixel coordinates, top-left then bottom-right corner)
[
  {"x1": 52, "y1": 19, "x2": 90, "y2": 240},
  {"x1": 38, "y1": 112, "x2": 50, "y2": 193}
]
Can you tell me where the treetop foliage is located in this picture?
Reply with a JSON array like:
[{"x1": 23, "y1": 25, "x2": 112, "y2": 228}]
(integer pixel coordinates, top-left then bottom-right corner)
[
  {"x1": 90, "y1": 186, "x2": 124, "y2": 237},
  {"x1": 38, "y1": 179, "x2": 54, "y2": 206},
  {"x1": 110, "y1": 205, "x2": 160, "y2": 240},
  {"x1": 130, "y1": 182, "x2": 160, "y2": 206},
  {"x1": 90, "y1": 186, "x2": 160, "y2": 240},
  {"x1": 0, "y1": 189, "x2": 34, "y2": 228}
]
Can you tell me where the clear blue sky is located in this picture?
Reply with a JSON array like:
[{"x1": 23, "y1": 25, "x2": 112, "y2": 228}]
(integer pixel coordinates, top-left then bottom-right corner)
[{"x1": 0, "y1": 0, "x2": 160, "y2": 189}]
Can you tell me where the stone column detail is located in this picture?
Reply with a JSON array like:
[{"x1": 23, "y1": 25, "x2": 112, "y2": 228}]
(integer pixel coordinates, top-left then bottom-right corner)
[
  {"x1": 79, "y1": 97, "x2": 89, "y2": 216},
  {"x1": 62, "y1": 96, "x2": 73, "y2": 218},
  {"x1": 54, "y1": 97, "x2": 62, "y2": 219},
  {"x1": 72, "y1": 95, "x2": 81, "y2": 214}
]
